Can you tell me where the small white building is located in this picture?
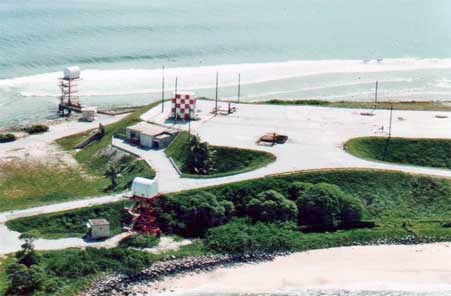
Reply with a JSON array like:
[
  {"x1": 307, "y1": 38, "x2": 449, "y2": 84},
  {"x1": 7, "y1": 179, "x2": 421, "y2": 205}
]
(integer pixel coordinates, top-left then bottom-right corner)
[
  {"x1": 81, "y1": 107, "x2": 97, "y2": 122},
  {"x1": 87, "y1": 219, "x2": 110, "y2": 239},
  {"x1": 63, "y1": 66, "x2": 81, "y2": 80},
  {"x1": 126, "y1": 122, "x2": 178, "y2": 149},
  {"x1": 131, "y1": 177, "x2": 159, "y2": 199}
]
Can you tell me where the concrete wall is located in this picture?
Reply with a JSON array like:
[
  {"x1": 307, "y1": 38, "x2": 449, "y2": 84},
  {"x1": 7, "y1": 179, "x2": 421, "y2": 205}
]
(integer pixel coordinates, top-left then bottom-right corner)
[
  {"x1": 91, "y1": 224, "x2": 110, "y2": 239},
  {"x1": 139, "y1": 133, "x2": 154, "y2": 148}
]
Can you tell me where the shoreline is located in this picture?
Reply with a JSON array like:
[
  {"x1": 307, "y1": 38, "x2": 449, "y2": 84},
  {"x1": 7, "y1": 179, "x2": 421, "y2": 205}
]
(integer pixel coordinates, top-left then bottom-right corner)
[
  {"x1": 151, "y1": 243, "x2": 451, "y2": 295},
  {"x1": 80, "y1": 242, "x2": 451, "y2": 296}
]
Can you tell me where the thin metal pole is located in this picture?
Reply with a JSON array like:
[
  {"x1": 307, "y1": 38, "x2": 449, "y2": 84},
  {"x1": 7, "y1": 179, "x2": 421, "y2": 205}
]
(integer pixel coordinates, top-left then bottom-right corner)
[
  {"x1": 375, "y1": 80, "x2": 379, "y2": 103},
  {"x1": 188, "y1": 108, "x2": 191, "y2": 134},
  {"x1": 215, "y1": 72, "x2": 218, "y2": 114},
  {"x1": 382, "y1": 105, "x2": 393, "y2": 160},
  {"x1": 161, "y1": 66, "x2": 165, "y2": 112},
  {"x1": 237, "y1": 73, "x2": 241, "y2": 103},
  {"x1": 371, "y1": 80, "x2": 378, "y2": 114},
  {"x1": 175, "y1": 76, "x2": 178, "y2": 96}
]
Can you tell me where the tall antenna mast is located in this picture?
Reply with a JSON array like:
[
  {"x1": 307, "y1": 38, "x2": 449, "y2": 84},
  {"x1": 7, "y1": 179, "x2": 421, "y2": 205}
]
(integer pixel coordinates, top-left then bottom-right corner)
[
  {"x1": 382, "y1": 105, "x2": 394, "y2": 160},
  {"x1": 175, "y1": 76, "x2": 178, "y2": 96},
  {"x1": 161, "y1": 66, "x2": 165, "y2": 112},
  {"x1": 215, "y1": 72, "x2": 219, "y2": 114},
  {"x1": 370, "y1": 80, "x2": 378, "y2": 114},
  {"x1": 237, "y1": 73, "x2": 241, "y2": 103}
]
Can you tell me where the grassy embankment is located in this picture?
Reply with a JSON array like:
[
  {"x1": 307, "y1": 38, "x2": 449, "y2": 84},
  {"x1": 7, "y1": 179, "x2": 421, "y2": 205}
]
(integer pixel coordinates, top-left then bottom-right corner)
[
  {"x1": 0, "y1": 104, "x2": 157, "y2": 212},
  {"x1": 345, "y1": 137, "x2": 451, "y2": 169},
  {"x1": 4, "y1": 169, "x2": 451, "y2": 295},
  {"x1": 9, "y1": 169, "x2": 451, "y2": 242},
  {"x1": 165, "y1": 131, "x2": 276, "y2": 178},
  {"x1": 254, "y1": 99, "x2": 451, "y2": 111}
]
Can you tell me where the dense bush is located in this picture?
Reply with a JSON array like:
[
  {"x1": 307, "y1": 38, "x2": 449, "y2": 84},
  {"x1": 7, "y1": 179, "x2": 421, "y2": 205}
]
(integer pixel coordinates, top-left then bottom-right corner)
[
  {"x1": 297, "y1": 183, "x2": 363, "y2": 231},
  {"x1": 155, "y1": 191, "x2": 233, "y2": 237},
  {"x1": 244, "y1": 190, "x2": 297, "y2": 223},
  {"x1": 0, "y1": 133, "x2": 16, "y2": 143},
  {"x1": 24, "y1": 124, "x2": 49, "y2": 134},
  {"x1": 205, "y1": 218, "x2": 302, "y2": 253},
  {"x1": 287, "y1": 182, "x2": 313, "y2": 200},
  {"x1": 118, "y1": 234, "x2": 160, "y2": 249}
]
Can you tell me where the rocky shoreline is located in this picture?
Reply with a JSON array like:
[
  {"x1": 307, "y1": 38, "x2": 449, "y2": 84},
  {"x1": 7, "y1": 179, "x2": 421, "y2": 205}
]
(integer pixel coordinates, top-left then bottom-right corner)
[{"x1": 80, "y1": 252, "x2": 281, "y2": 296}]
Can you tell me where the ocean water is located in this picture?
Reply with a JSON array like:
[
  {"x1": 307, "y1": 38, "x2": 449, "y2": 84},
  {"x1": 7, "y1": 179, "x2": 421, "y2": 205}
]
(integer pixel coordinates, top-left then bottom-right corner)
[{"x1": 1, "y1": 0, "x2": 451, "y2": 127}]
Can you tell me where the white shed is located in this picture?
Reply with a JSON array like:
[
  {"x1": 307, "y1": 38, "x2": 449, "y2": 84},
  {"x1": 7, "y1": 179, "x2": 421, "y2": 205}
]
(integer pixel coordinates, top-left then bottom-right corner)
[
  {"x1": 131, "y1": 177, "x2": 159, "y2": 199},
  {"x1": 81, "y1": 107, "x2": 97, "y2": 122},
  {"x1": 87, "y1": 219, "x2": 110, "y2": 239},
  {"x1": 64, "y1": 66, "x2": 81, "y2": 80}
]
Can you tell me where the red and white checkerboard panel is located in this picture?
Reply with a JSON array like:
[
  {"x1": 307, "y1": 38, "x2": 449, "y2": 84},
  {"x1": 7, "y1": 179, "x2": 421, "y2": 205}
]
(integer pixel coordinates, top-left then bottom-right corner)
[{"x1": 170, "y1": 94, "x2": 196, "y2": 120}]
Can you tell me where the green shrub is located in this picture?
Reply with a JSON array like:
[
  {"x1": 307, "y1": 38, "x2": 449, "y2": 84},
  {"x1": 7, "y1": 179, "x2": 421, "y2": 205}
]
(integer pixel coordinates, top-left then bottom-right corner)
[
  {"x1": 297, "y1": 183, "x2": 363, "y2": 230},
  {"x1": 24, "y1": 124, "x2": 49, "y2": 134},
  {"x1": 118, "y1": 234, "x2": 160, "y2": 249},
  {"x1": 287, "y1": 182, "x2": 313, "y2": 200},
  {"x1": 0, "y1": 133, "x2": 16, "y2": 143},
  {"x1": 244, "y1": 190, "x2": 297, "y2": 223},
  {"x1": 205, "y1": 218, "x2": 301, "y2": 253},
  {"x1": 155, "y1": 191, "x2": 234, "y2": 237},
  {"x1": 5, "y1": 263, "x2": 45, "y2": 295}
]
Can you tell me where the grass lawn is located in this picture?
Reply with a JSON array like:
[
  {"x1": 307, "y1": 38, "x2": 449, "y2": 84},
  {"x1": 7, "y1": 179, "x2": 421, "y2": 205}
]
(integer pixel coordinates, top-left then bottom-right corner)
[
  {"x1": 254, "y1": 99, "x2": 451, "y2": 112},
  {"x1": 165, "y1": 131, "x2": 276, "y2": 178},
  {"x1": 345, "y1": 137, "x2": 451, "y2": 169},
  {"x1": 0, "y1": 103, "x2": 157, "y2": 212}
]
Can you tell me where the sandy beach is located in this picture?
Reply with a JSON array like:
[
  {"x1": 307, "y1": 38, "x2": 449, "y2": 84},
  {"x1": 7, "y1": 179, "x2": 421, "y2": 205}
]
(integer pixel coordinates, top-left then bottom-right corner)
[{"x1": 149, "y1": 243, "x2": 451, "y2": 295}]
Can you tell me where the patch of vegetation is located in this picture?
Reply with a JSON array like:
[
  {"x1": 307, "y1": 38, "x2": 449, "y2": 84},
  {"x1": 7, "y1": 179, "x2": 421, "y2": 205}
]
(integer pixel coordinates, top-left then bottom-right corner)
[
  {"x1": 155, "y1": 191, "x2": 233, "y2": 237},
  {"x1": 297, "y1": 183, "x2": 363, "y2": 231},
  {"x1": 10, "y1": 169, "x2": 451, "y2": 247},
  {"x1": 165, "y1": 131, "x2": 276, "y2": 178},
  {"x1": 0, "y1": 133, "x2": 16, "y2": 143},
  {"x1": 7, "y1": 201, "x2": 131, "y2": 239},
  {"x1": 256, "y1": 99, "x2": 451, "y2": 111},
  {"x1": 345, "y1": 137, "x2": 451, "y2": 169},
  {"x1": 0, "y1": 160, "x2": 107, "y2": 212},
  {"x1": 1, "y1": 239, "x2": 205, "y2": 296},
  {"x1": 24, "y1": 124, "x2": 49, "y2": 134},
  {"x1": 204, "y1": 218, "x2": 451, "y2": 254},
  {"x1": 118, "y1": 234, "x2": 160, "y2": 249}
]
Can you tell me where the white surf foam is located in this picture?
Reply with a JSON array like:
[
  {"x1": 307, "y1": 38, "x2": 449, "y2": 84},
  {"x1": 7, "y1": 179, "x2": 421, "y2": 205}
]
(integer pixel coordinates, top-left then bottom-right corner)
[{"x1": 0, "y1": 58, "x2": 450, "y2": 98}]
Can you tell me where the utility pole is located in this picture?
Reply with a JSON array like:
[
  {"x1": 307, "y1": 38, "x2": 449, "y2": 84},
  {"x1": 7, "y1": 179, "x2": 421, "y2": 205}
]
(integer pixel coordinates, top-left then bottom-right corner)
[
  {"x1": 237, "y1": 73, "x2": 241, "y2": 103},
  {"x1": 215, "y1": 72, "x2": 219, "y2": 114},
  {"x1": 188, "y1": 108, "x2": 192, "y2": 134},
  {"x1": 371, "y1": 80, "x2": 379, "y2": 114},
  {"x1": 161, "y1": 66, "x2": 165, "y2": 112},
  {"x1": 382, "y1": 105, "x2": 393, "y2": 160}
]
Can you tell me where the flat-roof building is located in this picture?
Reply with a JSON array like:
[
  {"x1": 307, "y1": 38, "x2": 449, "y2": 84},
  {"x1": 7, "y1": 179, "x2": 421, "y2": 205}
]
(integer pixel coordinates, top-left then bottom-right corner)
[{"x1": 126, "y1": 122, "x2": 178, "y2": 149}]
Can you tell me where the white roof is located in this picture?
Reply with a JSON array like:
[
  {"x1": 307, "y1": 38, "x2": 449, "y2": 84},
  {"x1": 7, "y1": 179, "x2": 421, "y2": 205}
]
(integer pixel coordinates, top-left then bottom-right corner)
[
  {"x1": 131, "y1": 177, "x2": 159, "y2": 198},
  {"x1": 127, "y1": 122, "x2": 177, "y2": 136},
  {"x1": 63, "y1": 66, "x2": 80, "y2": 79}
]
